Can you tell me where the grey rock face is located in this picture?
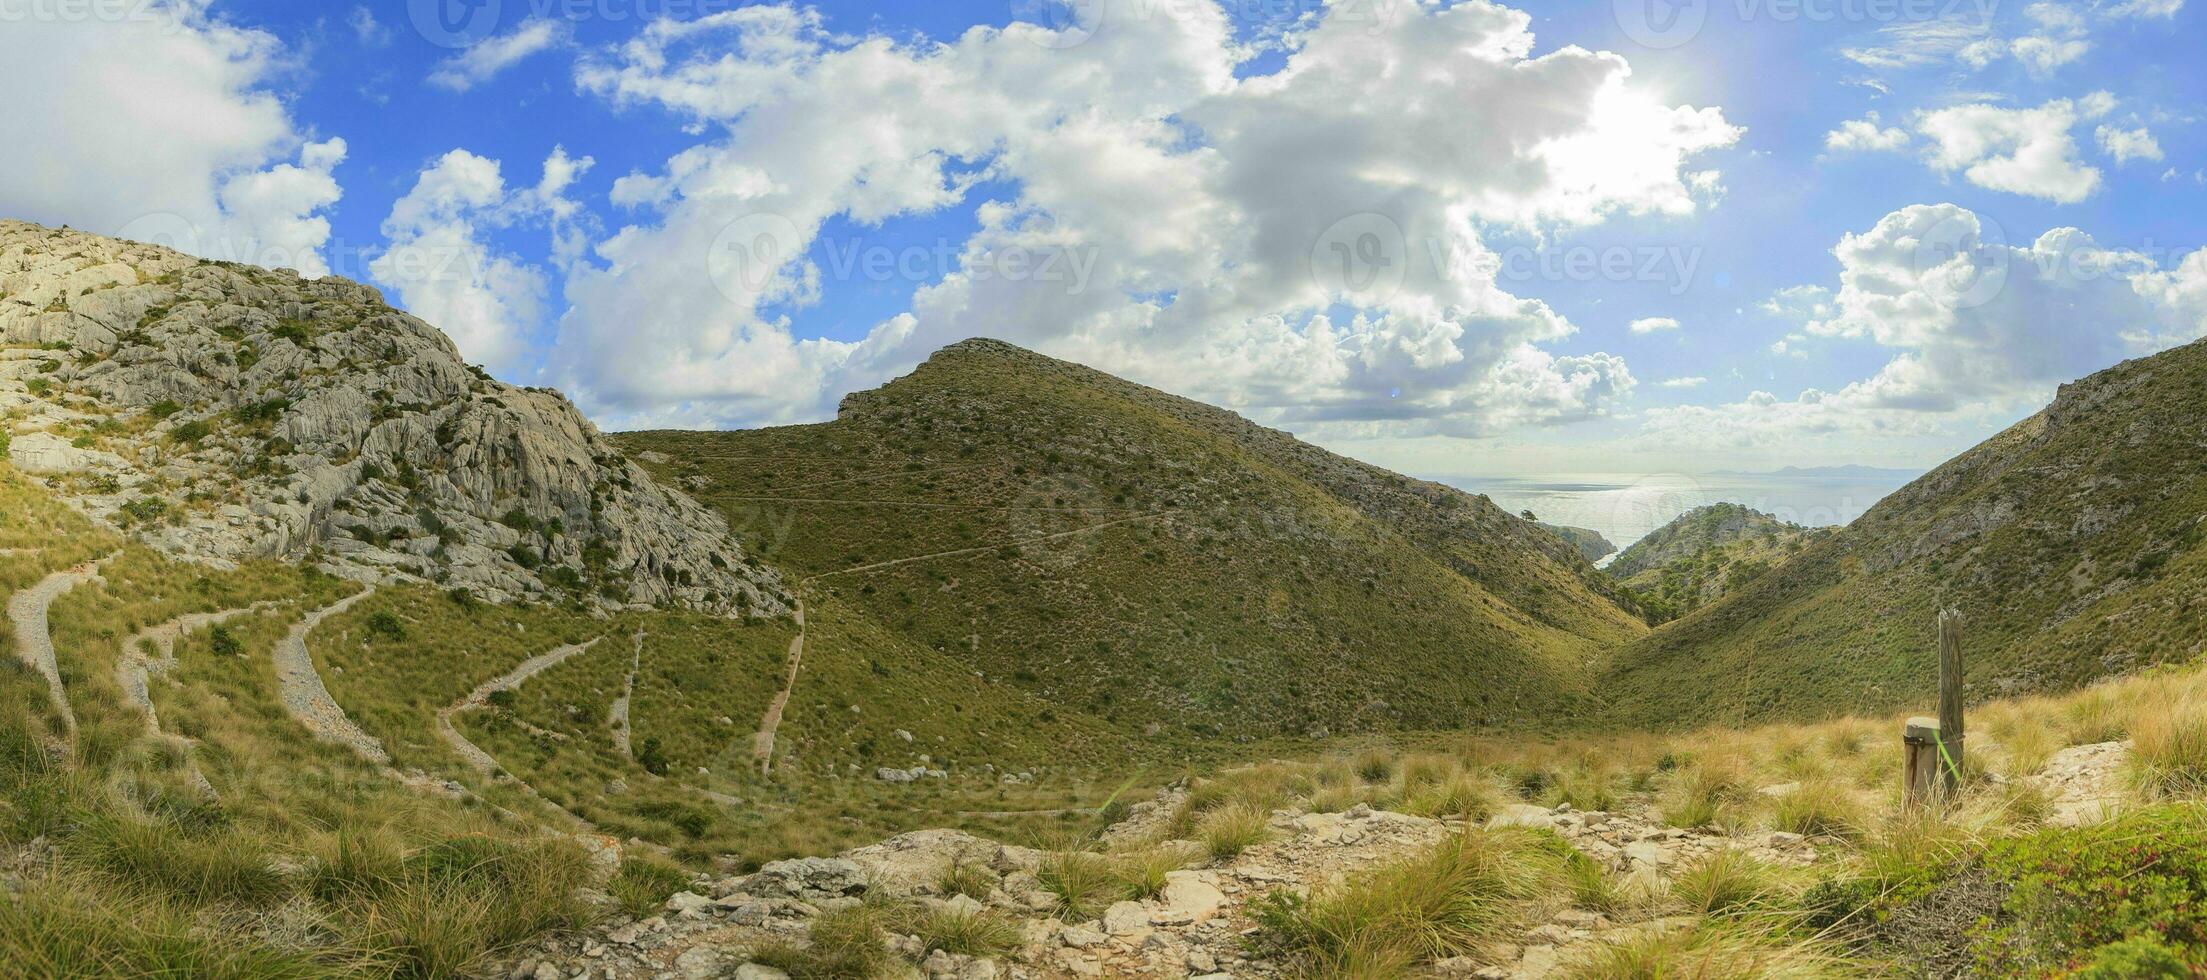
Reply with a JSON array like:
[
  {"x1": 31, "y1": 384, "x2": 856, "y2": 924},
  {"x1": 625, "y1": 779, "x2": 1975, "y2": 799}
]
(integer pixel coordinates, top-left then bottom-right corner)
[{"x1": 0, "y1": 220, "x2": 785, "y2": 616}]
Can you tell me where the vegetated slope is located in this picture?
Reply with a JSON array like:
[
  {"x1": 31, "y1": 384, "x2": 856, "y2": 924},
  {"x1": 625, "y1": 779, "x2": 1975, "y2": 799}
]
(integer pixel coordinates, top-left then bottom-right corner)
[
  {"x1": 1602, "y1": 337, "x2": 2207, "y2": 729},
  {"x1": 621, "y1": 338, "x2": 1647, "y2": 747},
  {"x1": 1606, "y1": 503, "x2": 1826, "y2": 622},
  {"x1": 0, "y1": 220, "x2": 783, "y2": 614},
  {"x1": 1539, "y1": 522, "x2": 1618, "y2": 563}
]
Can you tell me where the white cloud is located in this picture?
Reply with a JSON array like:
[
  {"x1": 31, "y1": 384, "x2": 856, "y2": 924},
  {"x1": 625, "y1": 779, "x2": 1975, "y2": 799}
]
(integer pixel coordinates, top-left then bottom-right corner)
[
  {"x1": 1825, "y1": 112, "x2": 1911, "y2": 153},
  {"x1": 553, "y1": 0, "x2": 1737, "y2": 436},
  {"x1": 1759, "y1": 285, "x2": 1836, "y2": 324},
  {"x1": 1628, "y1": 317, "x2": 1681, "y2": 334},
  {"x1": 370, "y1": 147, "x2": 595, "y2": 373},
  {"x1": 348, "y1": 6, "x2": 391, "y2": 47},
  {"x1": 1841, "y1": 19, "x2": 1993, "y2": 70},
  {"x1": 1916, "y1": 97, "x2": 2107, "y2": 203},
  {"x1": 1657, "y1": 376, "x2": 1706, "y2": 388},
  {"x1": 428, "y1": 19, "x2": 569, "y2": 92},
  {"x1": 1643, "y1": 204, "x2": 2207, "y2": 451},
  {"x1": 2106, "y1": 0, "x2": 2184, "y2": 17},
  {"x1": 0, "y1": 0, "x2": 347, "y2": 275},
  {"x1": 2096, "y1": 125, "x2": 2164, "y2": 165}
]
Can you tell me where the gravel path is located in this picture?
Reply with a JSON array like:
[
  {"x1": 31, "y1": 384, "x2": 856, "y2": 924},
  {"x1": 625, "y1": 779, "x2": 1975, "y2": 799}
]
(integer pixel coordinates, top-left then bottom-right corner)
[
  {"x1": 438, "y1": 637, "x2": 603, "y2": 776},
  {"x1": 6, "y1": 554, "x2": 114, "y2": 739},
  {"x1": 752, "y1": 598, "x2": 806, "y2": 773},
  {"x1": 610, "y1": 632, "x2": 642, "y2": 759},
  {"x1": 119, "y1": 601, "x2": 282, "y2": 737},
  {"x1": 272, "y1": 589, "x2": 389, "y2": 763}
]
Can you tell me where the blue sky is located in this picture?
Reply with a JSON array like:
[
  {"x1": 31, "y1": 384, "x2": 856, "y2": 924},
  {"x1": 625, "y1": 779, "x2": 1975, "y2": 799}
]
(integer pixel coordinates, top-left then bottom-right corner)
[{"x1": 4, "y1": 0, "x2": 2202, "y2": 480}]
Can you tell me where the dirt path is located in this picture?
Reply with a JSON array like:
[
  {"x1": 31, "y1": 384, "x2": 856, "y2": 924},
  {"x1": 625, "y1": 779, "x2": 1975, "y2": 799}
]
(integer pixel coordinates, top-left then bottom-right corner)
[
  {"x1": 753, "y1": 599, "x2": 806, "y2": 773},
  {"x1": 6, "y1": 553, "x2": 115, "y2": 739},
  {"x1": 807, "y1": 513, "x2": 1167, "y2": 583},
  {"x1": 119, "y1": 601, "x2": 282, "y2": 737},
  {"x1": 272, "y1": 589, "x2": 390, "y2": 764},
  {"x1": 437, "y1": 637, "x2": 603, "y2": 777},
  {"x1": 610, "y1": 631, "x2": 643, "y2": 760}
]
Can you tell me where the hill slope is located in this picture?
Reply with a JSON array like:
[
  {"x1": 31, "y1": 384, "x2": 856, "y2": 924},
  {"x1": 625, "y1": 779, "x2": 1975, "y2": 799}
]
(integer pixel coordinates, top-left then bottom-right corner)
[
  {"x1": 1606, "y1": 503, "x2": 1825, "y2": 622},
  {"x1": 622, "y1": 339, "x2": 1648, "y2": 744},
  {"x1": 1601, "y1": 337, "x2": 2207, "y2": 728}
]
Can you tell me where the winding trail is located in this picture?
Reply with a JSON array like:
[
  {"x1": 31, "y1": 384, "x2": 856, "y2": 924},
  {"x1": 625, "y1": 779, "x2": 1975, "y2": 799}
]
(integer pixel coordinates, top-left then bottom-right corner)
[
  {"x1": 7, "y1": 553, "x2": 116, "y2": 740},
  {"x1": 119, "y1": 601, "x2": 283, "y2": 738},
  {"x1": 610, "y1": 631, "x2": 643, "y2": 760},
  {"x1": 752, "y1": 599, "x2": 806, "y2": 773},
  {"x1": 272, "y1": 589, "x2": 390, "y2": 763},
  {"x1": 437, "y1": 637, "x2": 603, "y2": 777},
  {"x1": 750, "y1": 513, "x2": 1169, "y2": 774}
]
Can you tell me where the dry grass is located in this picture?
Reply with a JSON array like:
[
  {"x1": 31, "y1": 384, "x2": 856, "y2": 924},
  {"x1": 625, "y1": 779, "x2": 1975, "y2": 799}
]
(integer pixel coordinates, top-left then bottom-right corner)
[{"x1": 2129, "y1": 685, "x2": 2207, "y2": 798}]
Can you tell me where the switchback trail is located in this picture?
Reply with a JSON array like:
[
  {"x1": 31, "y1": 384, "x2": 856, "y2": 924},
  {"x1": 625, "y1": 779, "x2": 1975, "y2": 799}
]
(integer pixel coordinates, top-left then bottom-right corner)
[
  {"x1": 438, "y1": 637, "x2": 604, "y2": 776},
  {"x1": 7, "y1": 552, "x2": 116, "y2": 740},
  {"x1": 119, "y1": 601, "x2": 283, "y2": 737},
  {"x1": 272, "y1": 589, "x2": 389, "y2": 763},
  {"x1": 610, "y1": 631, "x2": 643, "y2": 760}
]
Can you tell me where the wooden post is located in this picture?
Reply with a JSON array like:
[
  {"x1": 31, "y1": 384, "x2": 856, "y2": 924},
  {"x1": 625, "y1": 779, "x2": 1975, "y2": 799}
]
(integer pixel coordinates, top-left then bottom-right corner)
[
  {"x1": 1905, "y1": 610, "x2": 1967, "y2": 807},
  {"x1": 1937, "y1": 609, "x2": 1966, "y2": 793},
  {"x1": 1903, "y1": 717, "x2": 1941, "y2": 806}
]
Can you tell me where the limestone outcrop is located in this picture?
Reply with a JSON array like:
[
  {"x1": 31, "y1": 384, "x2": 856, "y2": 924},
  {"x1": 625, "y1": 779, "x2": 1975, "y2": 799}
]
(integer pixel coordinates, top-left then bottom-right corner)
[{"x1": 0, "y1": 220, "x2": 785, "y2": 615}]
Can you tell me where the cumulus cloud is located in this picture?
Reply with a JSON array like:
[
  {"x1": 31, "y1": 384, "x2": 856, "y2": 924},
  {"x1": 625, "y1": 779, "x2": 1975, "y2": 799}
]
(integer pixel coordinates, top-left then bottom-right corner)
[
  {"x1": 1641, "y1": 203, "x2": 2207, "y2": 451},
  {"x1": 428, "y1": 19, "x2": 570, "y2": 92},
  {"x1": 553, "y1": 0, "x2": 1737, "y2": 436},
  {"x1": 2096, "y1": 125, "x2": 2164, "y2": 165},
  {"x1": 1628, "y1": 317, "x2": 1681, "y2": 334},
  {"x1": 1825, "y1": 112, "x2": 1912, "y2": 154},
  {"x1": 370, "y1": 147, "x2": 596, "y2": 372},
  {"x1": 0, "y1": 0, "x2": 347, "y2": 275},
  {"x1": 1916, "y1": 96, "x2": 2108, "y2": 203}
]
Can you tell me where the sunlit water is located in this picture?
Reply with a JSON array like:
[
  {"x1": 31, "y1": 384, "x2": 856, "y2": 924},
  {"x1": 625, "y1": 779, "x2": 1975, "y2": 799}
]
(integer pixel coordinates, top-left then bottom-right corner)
[{"x1": 1446, "y1": 470, "x2": 1921, "y2": 554}]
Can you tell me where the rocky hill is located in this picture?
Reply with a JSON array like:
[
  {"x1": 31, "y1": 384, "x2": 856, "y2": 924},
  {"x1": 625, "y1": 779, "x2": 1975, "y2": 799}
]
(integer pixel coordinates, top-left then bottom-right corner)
[
  {"x1": 1538, "y1": 522, "x2": 1618, "y2": 563},
  {"x1": 0, "y1": 221, "x2": 784, "y2": 615},
  {"x1": 1604, "y1": 504, "x2": 1823, "y2": 622},
  {"x1": 622, "y1": 339, "x2": 1649, "y2": 746},
  {"x1": 1601, "y1": 336, "x2": 2207, "y2": 728}
]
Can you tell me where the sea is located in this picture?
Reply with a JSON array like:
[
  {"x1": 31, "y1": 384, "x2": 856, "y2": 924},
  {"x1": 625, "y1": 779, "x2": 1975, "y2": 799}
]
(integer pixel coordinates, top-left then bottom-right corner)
[{"x1": 1445, "y1": 469, "x2": 1922, "y2": 555}]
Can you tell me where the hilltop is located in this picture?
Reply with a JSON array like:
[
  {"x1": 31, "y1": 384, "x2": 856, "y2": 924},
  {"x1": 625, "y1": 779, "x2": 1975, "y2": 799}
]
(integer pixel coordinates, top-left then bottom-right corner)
[
  {"x1": 1602, "y1": 336, "x2": 2207, "y2": 728},
  {"x1": 621, "y1": 338, "x2": 1648, "y2": 747},
  {"x1": 1605, "y1": 504, "x2": 1825, "y2": 622}
]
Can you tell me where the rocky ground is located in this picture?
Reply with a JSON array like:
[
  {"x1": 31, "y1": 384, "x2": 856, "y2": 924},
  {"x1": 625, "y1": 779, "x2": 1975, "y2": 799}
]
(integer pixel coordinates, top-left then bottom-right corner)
[{"x1": 502, "y1": 790, "x2": 1837, "y2": 980}]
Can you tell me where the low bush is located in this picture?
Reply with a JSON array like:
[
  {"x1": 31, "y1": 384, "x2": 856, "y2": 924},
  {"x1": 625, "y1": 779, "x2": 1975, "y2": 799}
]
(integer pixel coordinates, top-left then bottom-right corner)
[{"x1": 1970, "y1": 807, "x2": 2207, "y2": 975}]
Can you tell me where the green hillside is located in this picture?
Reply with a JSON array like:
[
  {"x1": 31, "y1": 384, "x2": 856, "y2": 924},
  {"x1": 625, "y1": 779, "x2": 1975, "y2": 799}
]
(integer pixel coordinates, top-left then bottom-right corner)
[
  {"x1": 1601, "y1": 337, "x2": 2207, "y2": 729},
  {"x1": 1607, "y1": 503, "x2": 1827, "y2": 623},
  {"x1": 620, "y1": 339, "x2": 1648, "y2": 747}
]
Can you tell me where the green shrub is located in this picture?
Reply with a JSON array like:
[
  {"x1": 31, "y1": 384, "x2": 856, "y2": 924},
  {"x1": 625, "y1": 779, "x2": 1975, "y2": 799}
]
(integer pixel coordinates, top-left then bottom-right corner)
[
  {"x1": 365, "y1": 611, "x2": 407, "y2": 642},
  {"x1": 911, "y1": 907, "x2": 1021, "y2": 958},
  {"x1": 1036, "y1": 850, "x2": 1114, "y2": 920},
  {"x1": 609, "y1": 857, "x2": 692, "y2": 918},
  {"x1": 2073, "y1": 936, "x2": 2192, "y2": 979},
  {"x1": 1254, "y1": 828, "x2": 1560, "y2": 974},
  {"x1": 1972, "y1": 807, "x2": 2207, "y2": 974},
  {"x1": 168, "y1": 420, "x2": 213, "y2": 445}
]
